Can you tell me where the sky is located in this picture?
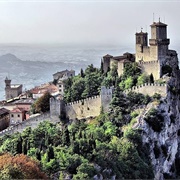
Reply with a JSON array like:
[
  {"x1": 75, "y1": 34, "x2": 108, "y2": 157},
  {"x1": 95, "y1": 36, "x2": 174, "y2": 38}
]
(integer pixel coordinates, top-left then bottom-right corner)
[{"x1": 0, "y1": 0, "x2": 179, "y2": 48}]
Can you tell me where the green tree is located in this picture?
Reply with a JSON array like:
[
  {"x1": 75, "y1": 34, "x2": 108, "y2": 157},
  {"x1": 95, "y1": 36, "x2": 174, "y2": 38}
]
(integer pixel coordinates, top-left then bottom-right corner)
[
  {"x1": 80, "y1": 68, "x2": 85, "y2": 78},
  {"x1": 124, "y1": 76, "x2": 134, "y2": 89},
  {"x1": 137, "y1": 73, "x2": 149, "y2": 85},
  {"x1": 34, "y1": 91, "x2": 52, "y2": 113}
]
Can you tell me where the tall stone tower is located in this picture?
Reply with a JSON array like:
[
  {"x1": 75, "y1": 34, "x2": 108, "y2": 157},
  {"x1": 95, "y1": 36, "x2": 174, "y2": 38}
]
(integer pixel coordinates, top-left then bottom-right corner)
[
  {"x1": 149, "y1": 20, "x2": 170, "y2": 64},
  {"x1": 135, "y1": 30, "x2": 150, "y2": 62},
  {"x1": 5, "y1": 77, "x2": 11, "y2": 100}
]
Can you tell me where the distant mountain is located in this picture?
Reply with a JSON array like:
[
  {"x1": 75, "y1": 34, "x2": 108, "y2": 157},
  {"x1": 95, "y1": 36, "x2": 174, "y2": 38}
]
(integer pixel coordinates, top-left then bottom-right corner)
[{"x1": 0, "y1": 53, "x2": 88, "y2": 100}]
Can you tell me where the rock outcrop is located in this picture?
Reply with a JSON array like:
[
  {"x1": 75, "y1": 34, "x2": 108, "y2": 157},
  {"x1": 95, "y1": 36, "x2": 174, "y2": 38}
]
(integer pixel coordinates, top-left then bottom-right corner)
[{"x1": 136, "y1": 50, "x2": 180, "y2": 179}]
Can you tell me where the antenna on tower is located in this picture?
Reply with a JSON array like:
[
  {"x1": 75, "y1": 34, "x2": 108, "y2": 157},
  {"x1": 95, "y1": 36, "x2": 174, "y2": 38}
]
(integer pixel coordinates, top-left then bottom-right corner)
[
  {"x1": 153, "y1": 13, "x2": 155, "y2": 22},
  {"x1": 159, "y1": 17, "x2": 161, "y2": 22}
]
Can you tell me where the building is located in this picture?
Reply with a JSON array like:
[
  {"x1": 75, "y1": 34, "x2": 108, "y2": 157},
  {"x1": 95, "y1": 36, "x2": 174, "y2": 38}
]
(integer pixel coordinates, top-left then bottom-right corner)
[
  {"x1": 135, "y1": 20, "x2": 170, "y2": 80},
  {"x1": 14, "y1": 98, "x2": 35, "y2": 112},
  {"x1": 0, "y1": 108, "x2": 10, "y2": 131},
  {"x1": 53, "y1": 69, "x2": 75, "y2": 80},
  {"x1": 5, "y1": 77, "x2": 23, "y2": 100},
  {"x1": 30, "y1": 83, "x2": 59, "y2": 99},
  {"x1": 53, "y1": 69, "x2": 75, "y2": 95},
  {"x1": 102, "y1": 53, "x2": 135, "y2": 76},
  {"x1": 10, "y1": 107, "x2": 27, "y2": 124},
  {"x1": 102, "y1": 20, "x2": 174, "y2": 80}
]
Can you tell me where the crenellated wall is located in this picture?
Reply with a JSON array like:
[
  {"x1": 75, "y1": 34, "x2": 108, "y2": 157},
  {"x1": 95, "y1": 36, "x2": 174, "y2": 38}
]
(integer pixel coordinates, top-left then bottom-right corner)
[
  {"x1": 124, "y1": 83, "x2": 167, "y2": 97},
  {"x1": 138, "y1": 60, "x2": 160, "y2": 80},
  {"x1": 65, "y1": 95, "x2": 101, "y2": 120},
  {"x1": 50, "y1": 86, "x2": 114, "y2": 120}
]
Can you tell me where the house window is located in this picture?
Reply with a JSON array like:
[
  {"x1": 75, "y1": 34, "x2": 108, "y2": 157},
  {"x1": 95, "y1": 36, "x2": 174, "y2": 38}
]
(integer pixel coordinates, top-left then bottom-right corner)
[
  {"x1": 18, "y1": 114, "x2": 20, "y2": 117},
  {"x1": 59, "y1": 84, "x2": 62, "y2": 87},
  {"x1": 11, "y1": 114, "x2": 14, "y2": 117}
]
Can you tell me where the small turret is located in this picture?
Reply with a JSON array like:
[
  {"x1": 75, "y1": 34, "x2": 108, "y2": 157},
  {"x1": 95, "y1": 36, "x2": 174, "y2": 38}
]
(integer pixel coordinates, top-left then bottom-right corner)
[{"x1": 5, "y1": 77, "x2": 11, "y2": 88}]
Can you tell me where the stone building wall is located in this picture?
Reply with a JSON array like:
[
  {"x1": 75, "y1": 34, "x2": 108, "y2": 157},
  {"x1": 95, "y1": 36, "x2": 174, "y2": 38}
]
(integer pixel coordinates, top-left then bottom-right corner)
[
  {"x1": 117, "y1": 62, "x2": 124, "y2": 76},
  {"x1": 5, "y1": 85, "x2": 23, "y2": 100},
  {"x1": 139, "y1": 60, "x2": 160, "y2": 80},
  {"x1": 136, "y1": 45, "x2": 151, "y2": 62}
]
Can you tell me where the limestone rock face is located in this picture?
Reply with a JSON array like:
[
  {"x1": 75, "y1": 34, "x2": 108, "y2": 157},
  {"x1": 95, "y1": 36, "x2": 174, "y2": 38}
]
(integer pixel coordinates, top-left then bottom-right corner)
[{"x1": 139, "y1": 51, "x2": 180, "y2": 179}]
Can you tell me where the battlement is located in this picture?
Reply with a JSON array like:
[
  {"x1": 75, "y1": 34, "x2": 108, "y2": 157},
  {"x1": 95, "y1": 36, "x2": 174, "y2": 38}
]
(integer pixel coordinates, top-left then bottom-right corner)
[
  {"x1": 124, "y1": 83, "x2": 167, "y2": 97},
  {"x1": 65, "y1": 95, "x2": 101, "y2": 106},
  {"x1": 138, "y1": 60, "x2": 159, "y2": 65}
]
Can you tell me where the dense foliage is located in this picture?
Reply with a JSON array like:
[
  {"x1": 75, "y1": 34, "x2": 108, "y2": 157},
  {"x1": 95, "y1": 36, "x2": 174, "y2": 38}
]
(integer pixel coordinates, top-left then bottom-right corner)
[
  {"x1": 0, "y1": 63, "x2": 156, "y2": 179},
  {"x1": 63, "y1": 63, "x2": 154, "y2": 103},
  {"x1": 63, "y1": 64, "x2": 103, "y2": 103},
  {"x1": 0, "y1": 89, "x2": 154, "y2": 179},
  {"x1": 0, "y1": 153, "x2": 47, "y2": 179}
]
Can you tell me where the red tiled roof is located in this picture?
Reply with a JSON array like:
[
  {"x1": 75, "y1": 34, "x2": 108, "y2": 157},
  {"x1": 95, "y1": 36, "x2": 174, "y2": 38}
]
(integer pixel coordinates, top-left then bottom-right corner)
[
  {"x1": 30, "y1": 83, "x2": 58, "y2": 95},
  {"x1": 11, "y1": 107, "x2": 25, "y2": 113}
]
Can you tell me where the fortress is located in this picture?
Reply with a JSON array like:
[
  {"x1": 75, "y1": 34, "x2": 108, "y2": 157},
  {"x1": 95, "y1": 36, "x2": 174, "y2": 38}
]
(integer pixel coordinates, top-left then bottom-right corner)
[
  {"x1": 50, "y1": 19, "x2": 177, "y2": 120},
  {"x1": 50, "y1": 86, "x2": 114, "y2": 120},
  {"x1": 102, "y1": 19, "x2": 175, "y2": 80},
  {"x1": 4, "y1": 77, "x2": 23, "y2": 100}
]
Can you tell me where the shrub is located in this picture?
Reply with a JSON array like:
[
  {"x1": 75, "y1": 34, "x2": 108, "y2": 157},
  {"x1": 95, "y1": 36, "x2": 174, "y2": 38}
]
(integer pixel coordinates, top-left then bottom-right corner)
[
  {"x1": 131, "y1": 111, "x2": 139, "y2": 118},
  {"x1": 152, "y1": 93, "x2": 161, "y2": 100},
  {"x1": 144, "y1": 108, "x2": 164, "y2": 132}
]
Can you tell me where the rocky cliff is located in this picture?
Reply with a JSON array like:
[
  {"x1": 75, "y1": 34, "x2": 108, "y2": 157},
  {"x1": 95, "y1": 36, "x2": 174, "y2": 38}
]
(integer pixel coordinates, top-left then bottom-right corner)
[{"x1": 137, "y1": 50, "x2": 180, "y2": 179}]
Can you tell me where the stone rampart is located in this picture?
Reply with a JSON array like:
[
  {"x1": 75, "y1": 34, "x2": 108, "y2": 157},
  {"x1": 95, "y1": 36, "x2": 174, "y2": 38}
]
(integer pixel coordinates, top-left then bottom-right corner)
[
  {"x1": 65, "y1": 95, "x2": 101, "y2": 120},
  {"x1": 0, "y1": 112, "x2": 52, "y2": 136},
  {"x1": 138, "y1": 60, "x2": 160, "y2": 80},
  {"x1": 124, "y1": 83, "x2": 167, "y2": 97}
]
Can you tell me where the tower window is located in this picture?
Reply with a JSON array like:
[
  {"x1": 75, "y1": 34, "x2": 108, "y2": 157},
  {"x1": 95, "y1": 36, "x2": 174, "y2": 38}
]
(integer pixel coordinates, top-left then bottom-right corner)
[{"x1": 138, "y1": 37, "x2": 141, "y2": 44}]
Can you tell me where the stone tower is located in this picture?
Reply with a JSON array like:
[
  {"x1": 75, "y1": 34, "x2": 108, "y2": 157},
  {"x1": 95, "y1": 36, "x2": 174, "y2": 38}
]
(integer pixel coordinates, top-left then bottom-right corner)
[
  {"x1": 102, "y1": 54, "x2": 113, "y2": 73},
  {"x1": 5, "y1": 77, "x2": 11, "y2": 100},
  {"x1": 4, "y1": 77, "x2": 23, "y2": 100},
  {"x1": 149, "y1": 20, "x2": 170, "y2": 64},
  {"x1": 135, "y1": 30, "x2": 148, "y2": 61}
]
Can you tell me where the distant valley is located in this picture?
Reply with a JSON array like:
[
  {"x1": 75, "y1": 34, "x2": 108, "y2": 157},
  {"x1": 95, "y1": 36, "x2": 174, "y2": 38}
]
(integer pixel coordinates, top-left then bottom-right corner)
[{"x1": 0, "y1": 53, "x2": 89, "y2": 100}]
